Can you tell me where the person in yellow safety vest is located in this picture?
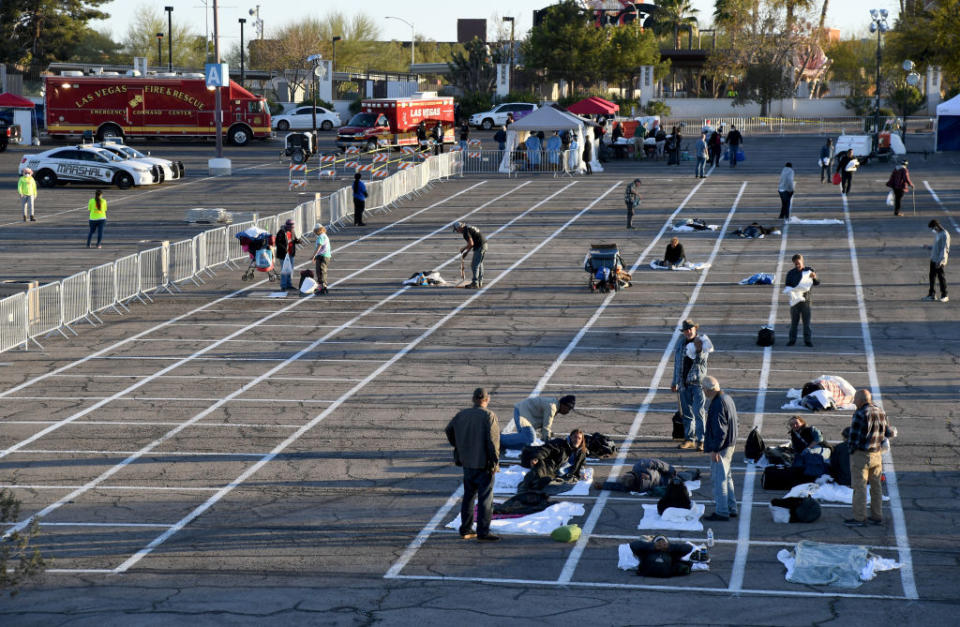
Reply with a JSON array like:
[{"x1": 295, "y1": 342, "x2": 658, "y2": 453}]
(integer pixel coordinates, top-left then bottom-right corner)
[
  {"x1": 86, "y1": 189, "x2": 108, "y2": 248},
  {"x1": 18, "y1": 168, "x2": 37, "y2": 222}
]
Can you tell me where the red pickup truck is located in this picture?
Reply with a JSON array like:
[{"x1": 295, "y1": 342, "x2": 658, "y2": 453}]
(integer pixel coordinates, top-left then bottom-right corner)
[{"x1": 336, "y1": 96, "x2": 454, "y2": 151}]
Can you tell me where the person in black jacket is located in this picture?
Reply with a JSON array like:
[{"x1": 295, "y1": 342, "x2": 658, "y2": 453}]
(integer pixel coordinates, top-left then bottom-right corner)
[
  {"x1": 663, "y1": 237, "x2": 686, "y2": 268},
  {"x1": 582, "y1": 137, "x2": 593, "y2": 175},
  {"x1": 836, "y1": 149, "x2": 856, "y2": 194},
  {"x1": 432, "y1": 121, "x2": 444, "y2": 155},
  {"x1": 726, "y1": 125, "x2": 743, "y2": 167},
  {"x1": 274, "y1": 219, "x2": 303, "y2": 290},
  {"x1": 416, "y1": 120, "x2": 428, "y2": 149},
  {"x1": 784, "y1": 253, "x2": 820, "y2": 346},
  {"x1": 630, "y1": 535, "x2": 702, "y2": 578},
  {"x1": 788, "y1": 416, "x2": 824, "y2": 454},
  {"x1": 517, "y1": 429, "x2": 587, "y2": 493}
]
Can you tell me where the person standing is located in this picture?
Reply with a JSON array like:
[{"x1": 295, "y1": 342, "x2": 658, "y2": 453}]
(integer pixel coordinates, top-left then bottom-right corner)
[
  {"x1": 836, "y1": 149, "x2": 856, "y2": 195},
  {"x1": 582, "y1": 136, "x2": 593, "y2": 175},
  {"x1": 352, "y1": 173, "x2": 367, "y2": 226},
  {"x1": 18, "y1": 167, "x2": 37, "y2": 222},
  {"x1": 885, "y1": 161, "x2": 914, "y2": 217},
  {"x1": 694, "y1": 131, "x2": 708, "y2": 178},
  {"x1": 924, "y1": 219, "x2": 950, "y2": 302},
  {"x1": 624, "y1": 178, "x2": 642, "y2": 229},
  {"x1": 667, "y1": 126, "x2": 682, "y2": 166},
  {"x1": 312, "y1": 223, "x2": 332, "y2": 295},
  {"x1": 432, "y1": 121, "x2": 444, "y2": 155},
  {"x1": 86, "y1": 189, "x2": 107, "y2": 248},
  {"x1": 493, "y1": 125, "x2": 507, "y2": 152},
  {"x1": 416, "y1": 120, "x2": 428, "y2": 150},
  {"x1": 453, "y1": 221, "x2": 487, "y2": 289},
  {"x1": 703, "y1": 376, "x2": 739, "y2": 522},
  {"x1": 671, "y1": 319, "x2": 712, "y2": 451},
  {"x1": 445, "y1": 387, "x2": 501, "y2": 542},
  {"x1": 725, "y1": 125, "x2": 743, "y2": 167},
  {"x1": 778, "y1": 162, "x2": 796, "y2": 220},
  {"x1": 708, "y1": 127, "x2": 723, "y2": 167},
  {"x1": 275, "y1": 218, "x2": 302, "y2": 290},
  {"x1": 819, "y1": 138, "x2": 834, "y2": 183},
  {"x1": 844, "y1": 389, "x2": 896, "y2": 527},
  {"x1": 458, "y1": 122, "x2": 469, "y2": 153},
  {"x1": 500, "y1": 395, "x2": 575, "y2": 449},
  {"x1": 784, "y1": 253, "x2": 819, "y2": 346}
]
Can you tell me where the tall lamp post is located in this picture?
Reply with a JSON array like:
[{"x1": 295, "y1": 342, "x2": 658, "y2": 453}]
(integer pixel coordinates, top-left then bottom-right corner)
[
  {"x1": 869, "y1": 8, "x2": 889, "y2": 153},
  {"x1": 165, "y1": 6, "x2": 174, "y2": 71},
  {"x1": 901, "y1": 59, "x2": 922, "y2": 145},
  {"x1": 385, "y1": 16, "x2": 415, "y2": 68},
  {"x1": 239, "y1": 18, "x2": 246, "y2": 86},
  {"x1": 502, "y1": 16, "x2": 515, "y2": 69},
  {"x1": 307, "y1": 53, "x2": 323, "y2": 136},
  {"x1": 156, "y1": 33, "x2": 164, "y2": 68},
  {"x1": 332, "y1": 36, "x2": 341, "y2": 99}
]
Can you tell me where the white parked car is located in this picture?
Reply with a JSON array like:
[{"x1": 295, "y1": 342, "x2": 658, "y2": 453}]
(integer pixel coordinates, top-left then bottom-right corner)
[
  {"x1": 272, "y1": 106, "x2": 341, "y2": 132},
  {"x1": 95, "y1": 141, "x2": 184, "y2": 182},
  {"x1": 469, "y1": 102, "x2": 539, "y2": 130},
  {"x1": 18, "y1": 145, "x2": 158, "y2": 188}
]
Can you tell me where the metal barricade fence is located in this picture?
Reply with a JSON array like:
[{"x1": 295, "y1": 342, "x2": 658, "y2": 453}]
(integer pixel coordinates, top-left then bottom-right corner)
[
  {"x1": 139, "y1": 246, "x2": 168, "y2": 295},
  {"x1": 169, "y1": 239, "x2": 199, "y2": 287},
  {"x1": 61, "y1": 271, "x2": 92, "y2": 329},
  {"x1": 256, "y1": 215, "x2": 276, "y2": 235},
  {"x1": 0, "y1": 293, "x2": 27, "y2": 352},
  {"x1": 191, "y1": 234, "x2": 208, "y2": 283},
  {"x1": 28, "y1": 282, "x2": 63, "y2": 342},
  {"x1": 366, "y1": 180, "x2": 384, "y2": 212},
  {"x1": 115, "y1": 253, "x2": 143, "y2": 306},
  {"x1": 89, "y1": 261, "x2": 120, "y2": 315},
  {"x1": 227, "y1": 221, "x2": 255, "y2": 263},
  {"x1": 206, "y1": 227, "x2": 230, "y2": 270}
]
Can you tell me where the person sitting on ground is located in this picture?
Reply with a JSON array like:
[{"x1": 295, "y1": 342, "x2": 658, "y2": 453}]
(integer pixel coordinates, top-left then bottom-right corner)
[
  {"x1": 630, "y1": 535, "x2": 705, "y2": 578},
  {"x1": 788, "y1": 416, "x2": 824, "y2": 454},
  {"x1": 517, "y1": 429, "x2": 588, "y2": 494},
  {"x1": 662, "y1": 237, "x2": 686, "y2": 268},
  {"x1": 600, "y1": 459, "x2": 700, "y2": 493},
  {"x1": 613, "y1": 263, "x2": 633, "y2": 288},
  {"x1": 500, "y1": 395, "x2": 576, "y2": 450}
]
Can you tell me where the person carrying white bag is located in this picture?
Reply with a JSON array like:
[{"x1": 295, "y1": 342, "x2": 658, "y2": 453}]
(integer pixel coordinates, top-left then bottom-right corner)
[{"x1": 275, "y1": 218, "x2": 303, "y2": 290}]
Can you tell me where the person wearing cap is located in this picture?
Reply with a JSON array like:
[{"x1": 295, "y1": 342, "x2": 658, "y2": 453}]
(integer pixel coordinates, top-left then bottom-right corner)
[
  {"x1": 312, "y1": 223, "x2": 332, "y2": 295},
  {"x1": 500, "y1": 395, "x2": 576, "y2": 450},
  {"x1": 624, "y1": 179, "x2": 641, "y2": 229},
  {"x1": 445, "y1": 388, "x2": 501, "y2": 542},
  {"x1": 671, "y1": 319, "x2": 713, "y2": 451},
  {"x1": 885, "y1": 160, "x2": 914, "y2": 217},
  {"x1": 923, "y1": 219, "x2": 949, "y2": 302},
  {"x1": 18, "y1": 167, "x2": 37, "y2": 222},
  {"x1": 702, "y1": 376, "x2": 739, "y2": 522},
  {"x1": 275, "y1": 218, "x2": 303, "y2": 290},
  {"x1": 453, "y1": 221, "x2": 486, "y2": 289}
]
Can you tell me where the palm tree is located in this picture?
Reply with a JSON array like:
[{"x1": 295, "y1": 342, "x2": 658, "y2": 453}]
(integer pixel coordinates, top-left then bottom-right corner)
[{"x1": 654, "y1": 0, "x2": 699, "y2": 49}]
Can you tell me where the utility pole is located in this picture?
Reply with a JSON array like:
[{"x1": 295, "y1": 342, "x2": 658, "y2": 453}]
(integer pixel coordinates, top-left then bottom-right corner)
[
  {"x1": 214, "y1": 0, "x2": 223, "y2": 159},
  {"x1": 239, "y1": 18, "x2": 246, "y2": 86},
  {"x1": 165, "y1": 6, "x2": 174, "y2": 72}
]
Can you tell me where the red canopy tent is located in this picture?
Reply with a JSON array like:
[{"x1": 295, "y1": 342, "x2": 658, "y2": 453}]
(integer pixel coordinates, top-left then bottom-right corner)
[
  {"x1": 0, "y1": 92, "x2": 35, "y2": 108},
  {"x1": 566, "y1": 96, "x2": 619, "y2": 115}
]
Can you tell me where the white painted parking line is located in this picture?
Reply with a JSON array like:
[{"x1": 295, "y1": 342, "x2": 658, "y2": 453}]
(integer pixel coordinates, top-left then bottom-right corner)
[
  {"x1": 111, "y1": 182, "x2": 617, "y2": 573},
  {"x1": 0, "y1": 180, "x2": 490, "y2": 400},
  {"x1": 923, "y1": 180, "x2": 960, "y2": 233},
  {"x1": 0, "y1": 522, "x2": 174, "y2": 529},
  {"x1": 3, "y1": 396, "x2": 336, "y2": 404},
  {"x1": 841, "y1": 193, "x2": 918, "y2": 600},
  {"x1": 0, "y1": 484, "x2": 219, "y2": 491}
]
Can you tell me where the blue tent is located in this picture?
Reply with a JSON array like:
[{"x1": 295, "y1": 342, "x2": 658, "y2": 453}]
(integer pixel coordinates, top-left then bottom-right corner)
[{"x1": 935, "y1": 93, "x2": 960, "y2": 152}]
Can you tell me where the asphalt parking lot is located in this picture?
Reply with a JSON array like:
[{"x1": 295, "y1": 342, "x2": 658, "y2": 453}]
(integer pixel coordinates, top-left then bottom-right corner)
[{"x1": 1, "y1": 132, "x2": 959, "y2": 624}]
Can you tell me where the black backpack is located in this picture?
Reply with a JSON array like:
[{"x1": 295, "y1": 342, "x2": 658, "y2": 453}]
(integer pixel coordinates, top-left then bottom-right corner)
[
  {"x1": 744, "y1": 426, "x2": 765, "y2": 462},
  {"x1": 585, "y1": 432, "x2": 617, "y2": 458},
  {"x1": 657, "y1": 478, "x2": 692, "y2": 515},
  {"x1": 757, "y1": 326, "x2": 775, "y2": 346}
]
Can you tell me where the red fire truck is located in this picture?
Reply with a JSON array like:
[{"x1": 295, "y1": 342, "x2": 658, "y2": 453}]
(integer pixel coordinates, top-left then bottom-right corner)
[
  {"x1": 44, "y1": 74, "x2": 271, "y2": 145},
  {"x1": 336, "y1": 95, "x2": 454, "y2": 151}
]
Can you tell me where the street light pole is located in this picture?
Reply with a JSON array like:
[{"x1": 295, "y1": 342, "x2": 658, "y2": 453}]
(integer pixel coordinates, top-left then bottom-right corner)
[
  {"x1": 332, "y1": 36, "x2": 341, "y2": 73},
  {"x1": 869, "y1": 8, "x2": 889, "y2": 154},
  {"x1": 165, "y1": 6, "x2": 174, "y2": 72},
  {"x1": 332, "y1": 36, "x2": 341, "y2": 100},
  {"x1": 239, "y1": 18, "x2": 246, "y2": 86},
  {"x1": 385, "y1": 16, "x2": 415, "y2": 67},
  {"x1": 503, "y1": 16, "x2": 515, "y2": 69},
  {"x1": 156, "y1": 33, "x2": 164, "y2": 68}
]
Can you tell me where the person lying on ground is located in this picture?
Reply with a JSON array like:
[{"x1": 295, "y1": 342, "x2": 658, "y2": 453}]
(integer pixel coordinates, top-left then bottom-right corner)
[
  {"x1": 517, "y1": 429, "x2": 588, "y2": 494},
  {"x1": 630, "y1": 535, "x2": 707, "y2": 578},
  {"x1": 734, "y1": 222, "x2": 778, "y2": 238},
  {"x1": 599, "y1": 458, "x2": 701, "y2": 493},
  {"x1": 799, "y1": 375, "x2": 855, "y2": 410}
]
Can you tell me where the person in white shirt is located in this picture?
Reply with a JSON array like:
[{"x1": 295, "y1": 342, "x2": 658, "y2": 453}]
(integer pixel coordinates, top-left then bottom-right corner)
[
  {"x1": 500, "y1": 395, "x2": 575, "y2": 449},
  {"x1": 778, "y1": 162, "x2": 796, "y2": 220}
]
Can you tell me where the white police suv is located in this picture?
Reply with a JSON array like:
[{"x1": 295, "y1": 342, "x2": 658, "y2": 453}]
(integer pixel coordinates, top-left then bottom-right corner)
[
  {"x1": 18, "y1": 145, "x2": 158, "y2": 189},
  {"x1": 95, "y1": 142, "x2": 184, "y2": 182}
]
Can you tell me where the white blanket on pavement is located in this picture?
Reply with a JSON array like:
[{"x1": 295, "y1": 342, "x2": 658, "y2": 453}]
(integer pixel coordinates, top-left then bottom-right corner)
[
  {"x1": 783, "y1": 475, "x2": 889, "y2": 504},
  {"x1": 787, "y1": 216, "x2": 843, "y2": 225},
  {"x1": 650, "y1": 260, "x2": 712, "y2": 271},
  {"x1": 637, "y1": 502, "x2": 705, "y2": 531},
  {"x1": 445, "y1": 501, "x2": 585, "y2": 536},
  {"x1": 493, "y1": 465, "x2": 594, "y2": 495}
]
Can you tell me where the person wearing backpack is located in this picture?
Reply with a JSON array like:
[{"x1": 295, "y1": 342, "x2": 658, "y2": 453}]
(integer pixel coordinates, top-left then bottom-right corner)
[{"x1": 671, "y1": 319, "x2": 713, "y2": 451}]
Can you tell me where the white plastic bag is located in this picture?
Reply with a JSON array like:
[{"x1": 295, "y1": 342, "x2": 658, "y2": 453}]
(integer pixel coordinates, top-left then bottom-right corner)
[
  {"x1": 885, "y1": 190, "x2": 894, "y2": 207},
  {"x1": 281, "y1": 255, "x2": 293, "y2": 277},
  {"x1": 299, "y1": 276, "x2": 317, "y2": 294}
]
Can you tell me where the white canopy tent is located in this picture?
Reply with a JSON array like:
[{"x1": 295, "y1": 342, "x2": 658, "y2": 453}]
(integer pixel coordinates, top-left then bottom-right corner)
[{"x1": 500, "y1": 106, "x2": 602, "y2": 174}]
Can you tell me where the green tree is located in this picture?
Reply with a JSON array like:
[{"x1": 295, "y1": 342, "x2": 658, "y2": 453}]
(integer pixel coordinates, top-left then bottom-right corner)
[
  {"x1": 522, "y1": 0, "x2": 604, "y2": 93},
  {"x1": 653, "y1": 0, "x2": 699, "y2": 50},
  {"x1": 447, "y1": 38, "x2": 501, "y2": 95},
  {"x1": 123, "y1": 4, "x2": 206, "y2": 69},
  {"x1": 0, "y1": 0, "x2": 111, "y2": 71},
  {"x1": 597, "y1": 25, "x2": 662, "y2": 94},
  {"x1": 68, "y1": 28, "x2": 125, "y2": 64},
  {"x1": 1, "y1": 490, "x2": 46, "y2": 597}
]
